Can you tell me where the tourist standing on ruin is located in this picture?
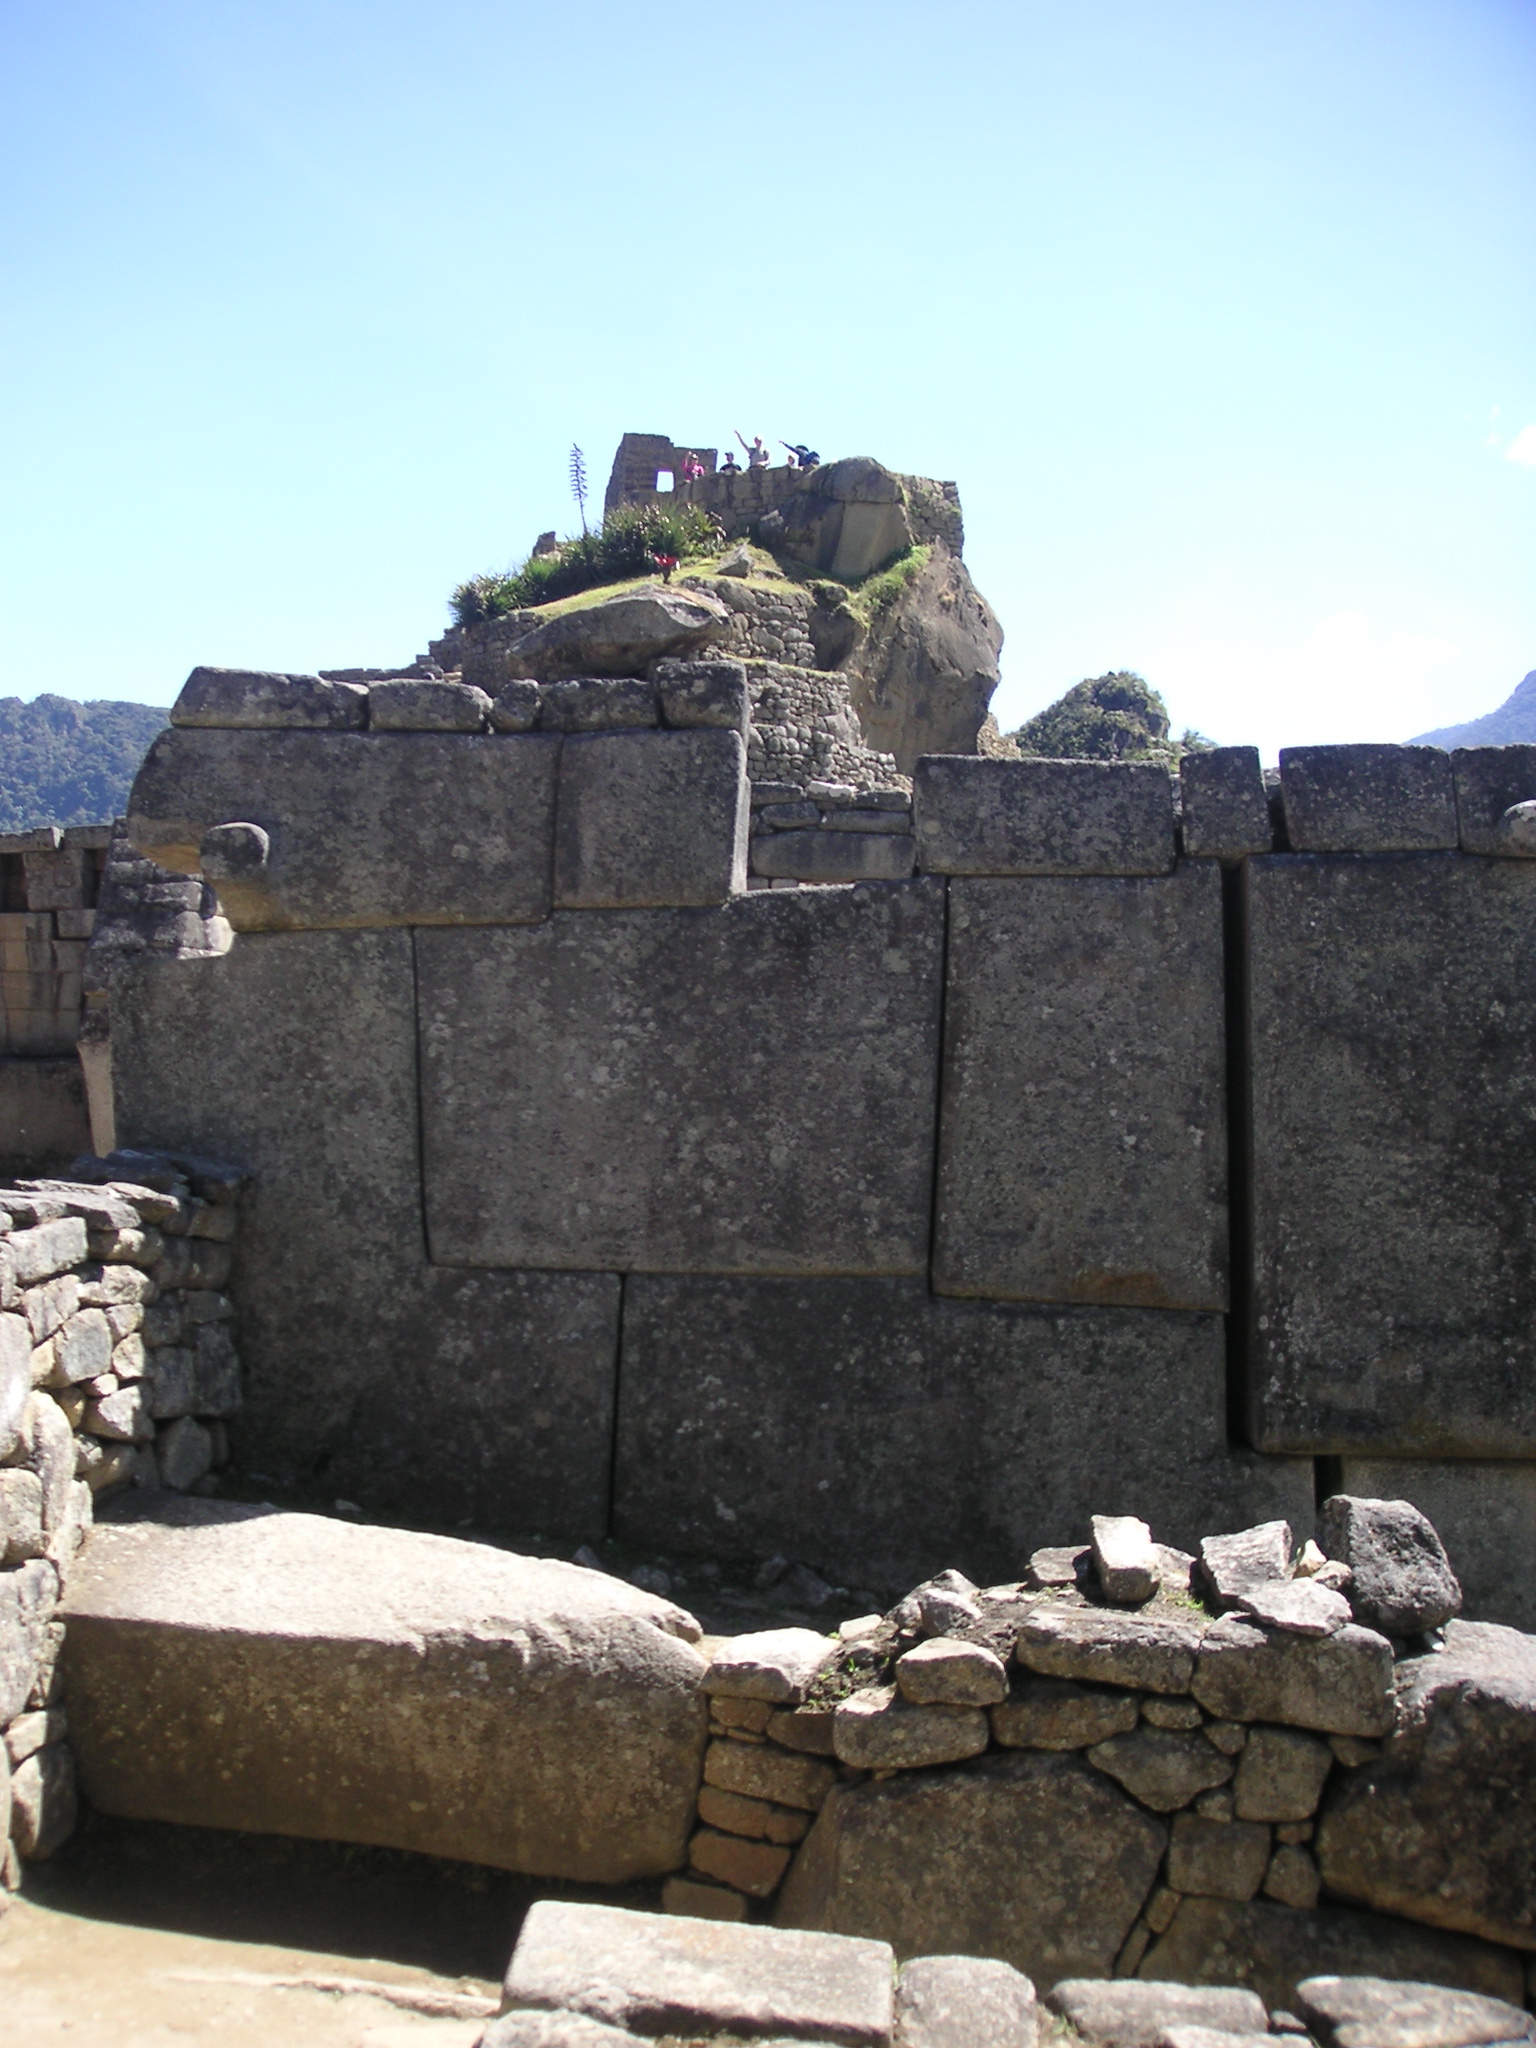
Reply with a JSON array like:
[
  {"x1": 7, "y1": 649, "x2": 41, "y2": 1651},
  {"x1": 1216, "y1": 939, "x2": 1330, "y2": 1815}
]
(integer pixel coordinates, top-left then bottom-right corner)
[{"x1": 735, "y1": 431, "x2": 770, "y2": 468}]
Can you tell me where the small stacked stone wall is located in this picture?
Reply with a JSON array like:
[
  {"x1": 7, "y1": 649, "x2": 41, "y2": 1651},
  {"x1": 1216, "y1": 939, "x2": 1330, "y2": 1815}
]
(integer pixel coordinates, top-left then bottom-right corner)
[
  {"x1": 745, "y1": 660, "x2": 901, "y2": 790},
  {"x1": 749, "y1": 780, "x2": 916, "y2": 886},
  {"x1": 0, "y1": 1152, "x2": 246, "y2": 1895},
  {"x1": 667, "y1": 1501, "x2": 1533, "y2": 2006},
  {"x1": 0, "y1": 827, "x2": 110, "y2": 1057}
]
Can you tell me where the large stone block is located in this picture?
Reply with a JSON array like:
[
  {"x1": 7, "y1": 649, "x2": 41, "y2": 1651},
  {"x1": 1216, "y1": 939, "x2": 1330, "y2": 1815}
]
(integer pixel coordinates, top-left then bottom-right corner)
[
  {"x1": 170, "y1": 666, "x2": 366, "y2": 730},
  {"x1": 554, "y1": 728, "x2": 748, "y2": 909},
  {"x1": 503, "y1": 1899, "x2": 895, "y2": 2045},
  {"x1": 418, "y1": 884, "x2": 945, "y2": 1276},
  {"x1": 612, "y1": 1276, "x2": 1312, "y2": 1589},
  {"x1": 109, "y1": 934, "x2": 620, "y2": 1528},
  {"x1": 777, "y1": 1749, "x2": 1167, "y2": 1983},
  {"x1": 1247, "y1": 854, "x2": 1536, "y2": 1455},
  {"x1": 1338, "y1": 1458, "x2": 1536, "y2": 1632},
  {"x1": 1315, "y1": 1619, "x2": 1536, "y2": 1953},
  {"x1": 1140, "y1": 1895, "x2": 1525, "y2": 2010},
  {"x1": 1277, "y1": 745, "x2": 1458, "y2": 852},
  {"x1": 912, "y1": 758, "x2": 1176, "y2": 876},
  {"x1": 1453, "y1": 745, "x2": 1536, "y2": 854},
  {"x1": 63, "y1": 1500, "x2": 707, "y2": 1881},
  {"x1": 933, "y1": 868, "x2": 1227, "y2": 1310},
  {"x1": 126, "y1": 727, "x2": 558, "y2": 929},
  {"x1": 1178, "y1": 745, "x2": 1272, "y2": 859},
  {"x1": 750, "y1": 829, "x2": 917, "y2": 882}
]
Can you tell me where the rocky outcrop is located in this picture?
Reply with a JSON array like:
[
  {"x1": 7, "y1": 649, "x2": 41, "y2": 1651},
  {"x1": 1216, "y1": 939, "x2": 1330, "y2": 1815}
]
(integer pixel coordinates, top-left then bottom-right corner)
[
  {"x1": 62, "y1": 1498, "x2": 709, "y2": 1882},
  {"x1": 842, "y1": 543, "x2": 1004, "y2": 773},
  {"x1": 1315, "y1": 1619, "x2": 1536, "y2": 1951}
]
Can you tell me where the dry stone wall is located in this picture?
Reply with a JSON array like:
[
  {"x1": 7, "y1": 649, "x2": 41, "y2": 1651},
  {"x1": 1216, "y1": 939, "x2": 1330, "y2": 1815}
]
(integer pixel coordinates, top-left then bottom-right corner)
[
  {"x1": 0, "y1": 1150, "x2": 246, "y2": 1893},
  {"x1": 98, "y1": 685, "x2": 1536, "y2": 1637}
]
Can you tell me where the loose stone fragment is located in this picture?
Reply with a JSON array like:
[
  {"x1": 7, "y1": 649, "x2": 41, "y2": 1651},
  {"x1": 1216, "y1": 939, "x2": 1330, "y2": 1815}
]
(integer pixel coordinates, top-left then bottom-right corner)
[
  {"x1": 833, "y1": 1687, "x2": 990, "y2": 1770},
  {"x1": 1087, "y1": 1726, "x2": 1235, "y2": 1812},
  {"x1": 1145, "y1": 1887, "x2": 1182, "y2": 1935},
  {"x1": 1197, "y1": 1522, "x2": 1295, "y2": 1607},
  {"x1": 1017, "y1": 1606, "x2": 1205, "y2": 1695},
  {"x1": 1234, "y1": 1579, "x2": 1352, "y2": 1637},
  {"x1": 1262, "y1": 1845, "x2": 1321, "y2": 1910},
  {"x1": 1317, "y1": 1495, "x2": 1462, "y2": 1637},
  {"x1": 502, "y1": 1898, "x2": 895, "y2": 2045},
  {"x1": 704, "y1": 1738, "x2": 838, "y2": 1813},
  {"x1": 1166, "y1": 1813, "x2": 1272, "y2": 1902},
  {"x1": 1233, "y1": 1726, "x2": 1334, "y2": 1823},
  {"x1": 1026, "y1": 1545, "x2": 1091, "y2": 1591},
  {"x1": 896, "y1": 1638, "x2": 1008, "y2": 1706},
  {"x1": 992, "y1": 1678, "x2": 1140, "y2": 1751},
  {"x1": 1191, "y1": 1616, "x2": 1394, "y2": 1736},
  {"x1": 10, "y1": 1743, "x2": 77, "y2": 1857},
  {"x1": 705, "y1": 1629, "x2": 833, "y2": 1705},
  {"x1": 894, "y1": 1954, "x2": 1038, "y2": 2048},
  {"x1": 1092, "y1": 1515, "x2": 1160, "y2": 1605},
  {"x1": 767, "y1": 1707, "x2": 839, "y2": 1756},
  {"x1": 1196, "y1": 1787, "x2": 1236, "y2": 1822},
  {"x1": 4, "y1": 1707, "x2": 67, "y2": 1765},
  {"x1": 1046, "y1": 1981, "x2": 1269, "y2": 2048},
  {"x1": 1294, "y1": 1974, "x2": 1536, "y2": 2048}
]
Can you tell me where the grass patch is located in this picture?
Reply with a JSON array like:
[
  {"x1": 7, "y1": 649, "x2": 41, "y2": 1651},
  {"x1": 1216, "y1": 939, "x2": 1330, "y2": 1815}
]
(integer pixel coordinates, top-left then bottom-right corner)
[
  {"x1": 450, "y1": 502, "x2": 723, "y2": 626},
  {"x1": 840, "y1": 544, "x2": 930, "y2": 626}
]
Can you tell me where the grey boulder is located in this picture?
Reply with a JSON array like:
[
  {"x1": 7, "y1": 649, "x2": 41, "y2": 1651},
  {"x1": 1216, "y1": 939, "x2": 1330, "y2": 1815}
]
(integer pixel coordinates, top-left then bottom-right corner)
[
  {"x1": 502, "y1": 589, "x2": 731, "y2": 680},
  {"x1": 1315, "y1": 1619, "x2": 1536, "y2": 1952},
  {"x1": 777, "y1": 1748, "x2": 1167, "y2": 1984},
  {"x1": 1317, "y1": 1495, "x2": 1462, "y2": 1636},
  {"x1": 1191, "y1": 1615, "x2": 1395, "y2": 1736},
  {"x1": 61, "y1": 1499, "x2": 707, "y2": 1882}
]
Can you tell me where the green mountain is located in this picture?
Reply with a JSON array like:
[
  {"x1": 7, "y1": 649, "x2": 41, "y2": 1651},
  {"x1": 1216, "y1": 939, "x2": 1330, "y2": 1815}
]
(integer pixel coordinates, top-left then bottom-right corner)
[
  {"x1": 1413, "y1": 671, "x2": 1536, "y2": 749},
  {"x1": 0, "y1": 695, "x2": 168, "y2": 834}
]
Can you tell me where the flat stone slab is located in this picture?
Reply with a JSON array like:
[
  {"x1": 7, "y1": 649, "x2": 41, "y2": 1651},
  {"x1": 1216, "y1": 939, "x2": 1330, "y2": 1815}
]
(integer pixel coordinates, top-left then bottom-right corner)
[
  {"x1": 778, "y1": 1749, "x2": 1167, "y2": 1984},
  {"x1": 612, "y1": 1275, "x2": 1311, "y2": 1590},
  {"x1": 1246, "y1": 853, "x2": 1536, "y2": 1455},
  {"x1": 501, "y1": 1899, "x2": 895, "y2": 2045},
  {"x1": 62, "y1": 1501, "x2": 706, "y2": 1882},
  {"x1": 911, "y1": 758, "x2": 1176, "y2": 875},
  {"x1": 1315, "y1": 1619, "x2": 1536, "y2": 1952},
  {"x1": 418, "y1": 884, "x2": 945, "y2": 1275},
  {"x1": 1047, "y1": 1982, "x2": 1268, "y2": 2048},
  {"x1": 1295, "y1": 1974, "x2": 1535, "y2": 2048},
  {"x1": 1141, "y1": 1896, "x2": 1526, "y2": 2013},
  {"x1": 1017, "y1": 1606, "x2": 1207, "y2": 1695},
  {"x1": 126, "y1": 727, "x2": 559, "y2": 929},
  {"x1": 933, "y1": 869, "x2": 1226, "y2": 1310},
  {"x1": 832, "y1": 1688, "x2": 990, "y2": 1769},
  {"x1": 170, "y1": 666, "x2": 367, "y2": 730}
]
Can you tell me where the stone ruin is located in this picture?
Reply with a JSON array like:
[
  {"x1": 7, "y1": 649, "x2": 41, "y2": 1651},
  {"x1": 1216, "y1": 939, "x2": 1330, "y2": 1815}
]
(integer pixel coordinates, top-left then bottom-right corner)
[{"x1": 3, "y1": 455, "x2": 1536, "y2": 2030}]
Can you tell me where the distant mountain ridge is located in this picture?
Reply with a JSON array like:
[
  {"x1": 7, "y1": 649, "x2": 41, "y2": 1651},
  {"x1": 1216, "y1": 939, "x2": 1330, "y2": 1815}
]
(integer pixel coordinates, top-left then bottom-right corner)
[
  {"x1": 1413, "y1": 671, "x2": 1536, "y2": 750},
  {"x1": 0, "y1": 695, "x2": 168, "y2": 834}
]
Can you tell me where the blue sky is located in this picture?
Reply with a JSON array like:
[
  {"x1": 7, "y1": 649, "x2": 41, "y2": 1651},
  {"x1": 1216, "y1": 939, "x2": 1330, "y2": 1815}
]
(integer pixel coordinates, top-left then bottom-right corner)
[{"x1": 2, "y1": 0, "x2": 1532, "y2": 759}]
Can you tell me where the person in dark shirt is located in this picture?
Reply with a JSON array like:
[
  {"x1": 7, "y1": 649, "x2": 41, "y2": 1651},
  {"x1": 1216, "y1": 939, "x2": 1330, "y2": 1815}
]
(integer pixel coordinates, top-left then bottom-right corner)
[{"x1": 782, "y1": 442, "x2": 819, "y2": 470}]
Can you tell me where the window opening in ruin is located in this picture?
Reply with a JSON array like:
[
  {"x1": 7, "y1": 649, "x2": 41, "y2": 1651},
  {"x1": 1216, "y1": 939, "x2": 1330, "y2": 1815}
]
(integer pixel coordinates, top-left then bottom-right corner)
[{"x1": 655, "y1": 470, "x2": 674, "y2": 493}]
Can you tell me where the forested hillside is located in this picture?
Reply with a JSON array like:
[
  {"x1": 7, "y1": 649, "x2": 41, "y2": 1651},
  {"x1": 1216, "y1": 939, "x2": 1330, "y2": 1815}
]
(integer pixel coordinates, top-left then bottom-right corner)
[{"x1": 0, "y1": 695, "x2": 167, "y2": 832}]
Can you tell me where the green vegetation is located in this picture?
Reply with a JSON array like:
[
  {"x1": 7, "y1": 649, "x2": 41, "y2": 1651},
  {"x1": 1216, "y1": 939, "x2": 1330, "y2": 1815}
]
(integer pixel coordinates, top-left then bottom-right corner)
[
  {"x1": 1012, "y1": 671, "x2": 1214, "y2": 765},
  {"x1": 837, "y1": 544, "x2": 930, "y2": 626},
  {"x1": 0, "y1": 695, "x2": 167, "y2": 833},
  {"x1": 451, "y1": 503, "x2": 724, "y2": 625}
]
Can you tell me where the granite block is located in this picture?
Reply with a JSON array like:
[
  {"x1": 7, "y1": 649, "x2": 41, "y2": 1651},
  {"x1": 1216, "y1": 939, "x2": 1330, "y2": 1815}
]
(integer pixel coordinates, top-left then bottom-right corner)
[
  {"x1": 912, "y1": 757, "x2": 1176, "y2": 876},
  {"x1": 170, "y1": 667, "x2": 366, "y2": 730},
  {"x1": 933, "y1": 867, "x2": 1227, "y2": 1310},
  {"x1": 1277, "y1": 746, "x2": 1457, "y2": 853},
  {"x1": 1180, "y1": 747, "x2": 1273, "y2": 859},
  {"x1": 1452, "y1": 745, "x2": 1536, "y2": 855},
  {"x1": 554, "y1": 728, "x2": 748, "y2": 909},
  {"x1": 1247, "y1": 853, "x2": 1536, "y2": 1454},
  {"x1": 418, "y1": 884, "x2": 944, "y2": 1275},
  {"x1": 613, "y1": 1275, "x2": 1312, "y2": 1590},
  {"x1": 126, "y1": 728, "x2": 558, "y2": 929}
]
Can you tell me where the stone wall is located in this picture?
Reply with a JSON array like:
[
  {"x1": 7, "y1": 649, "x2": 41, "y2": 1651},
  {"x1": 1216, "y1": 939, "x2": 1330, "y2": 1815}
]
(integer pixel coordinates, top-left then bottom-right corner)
[
  {"x1": 0, "y1": 826, "x2": 111, "y2": 1173},
  {"x1": 0, "y1": 1151, "x2": 246, "y2": 1893},
  {"x1": 102, "y1": 699, "x2": 1536, "y2": 1632}
]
